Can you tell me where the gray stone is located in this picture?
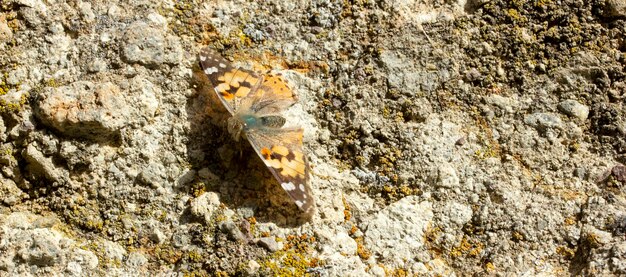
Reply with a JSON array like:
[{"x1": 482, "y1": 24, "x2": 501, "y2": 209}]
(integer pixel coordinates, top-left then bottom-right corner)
[
  {"x1": 334, "y1": 232, "x2": 357, "y2": 255},
  {"x1": 126, "y1": 252, "x2": 148, "y2": 267},
  {"x1": 0, "y1": 117, "x2": 6, "y2": 142},
  {"x1": 256, "y1": 237, "x2": 283, "y2": 253},
  {"x1": 0, "y1": 89, "x2": 27, "y2": 108},
  {"x1": 65, "y1": 261, "x2": 82, "y2": 276},
  {"x1": 219, "y1": 221, "x2": 246, "y2": 242},
  {"x1": 17, "y1": 229, "x2": 61, "y2": 266},
  {"x1": 437, "y1": 163, "x2": 460, "y2": 188},
  {"x1": 102, "y1": 240, "x2": 126, "y2": 262},
  {"x1": 86, "y1": 59, "x2": 107, "y2": 73},
  {"x1": 558, "y1": 99, "x2": 589, "y2": 120},
  {"x1": 442, "y1": 202, "x2": 473, "y2": 226},
  {"x1": 138, "y1": 162, "x2": 166, "y2": 188},
  {"x1": 0, "y1": 212, "x2": 99, "y2": 274},
  {"x1": 22, "y1": 144, "x2": 65, "y2": 184},
  {"x1": 364, "y1": 197, "x2": 433, "y2": 266},
  {"x1": 246, "y1": 260, "x2": 261, "y2": 275},
  {"x1": 122, "y1": 21, "x2": 182, "y2": 67},
  {"x1": 524, "y1": 113, "x2": 563, "y2": 130},
  {"x1": 190, "y1": 192, "x2": 221, "y2": 224},
  {"x1": 150, "y1": 228, "x2": 167, "y2": 244},
  {"x1": 68, "y1": 249, "x2": 98, "y2": 270},
  {"x1": 380, "y1": 50, "x2": 438, "y2": 95},
  {"x1": 610, "y1": 242, "x2": 626, "y2": 274}
]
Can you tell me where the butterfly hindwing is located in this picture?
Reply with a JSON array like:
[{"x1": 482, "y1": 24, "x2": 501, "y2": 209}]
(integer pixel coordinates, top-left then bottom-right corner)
[
  {"x1": 245, "y1": 128, "x2": 314, "y2": 213},
  {"x1": 249, "y1": 73, "x2": 298, "y2": 115}
]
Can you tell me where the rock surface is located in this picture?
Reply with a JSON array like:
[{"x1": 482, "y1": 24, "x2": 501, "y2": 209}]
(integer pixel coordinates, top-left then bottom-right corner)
[{"x1": 1, "y1": 0, "x2": 625, "y2": 276}]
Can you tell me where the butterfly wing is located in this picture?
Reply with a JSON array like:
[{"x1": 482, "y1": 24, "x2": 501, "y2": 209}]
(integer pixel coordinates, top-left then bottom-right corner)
[
  {"x1": 245, "y1": 128, "x2": 314, "y2": 213},
  {"x1": 199, "y1": 47, "x2": 263, "y2": 115},
  {"x1": 248, "y1": 73, "x2": 298, "y2": 115}
]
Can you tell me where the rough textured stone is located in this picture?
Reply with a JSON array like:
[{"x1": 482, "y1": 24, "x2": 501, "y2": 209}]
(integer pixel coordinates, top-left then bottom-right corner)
[
  {"x1": 0, "y1": 21, "x2": 12, "y2": 43},
  {"x1": 2, "y1": 0, "x2": 626, "y2": 276},
  {"x1": 190, "y1": 192, "x2": 221, "y2": 224},
  {"x1": 256, "y1": 237, "x2": 282, "y2": 253},
  {"x1": 122, "y1": 21, "x2": 182, "y2": 67},
  {"x1": 605, "y1": 0, "x2": 626, "y2": 17},
  {"x1": 524, "y1": 112, "x2": 563, "y2": 130},
  {"x1": 364, "y1": 197, "x2": 433, "y2": 266},
  {"x1": 559, "y1": 99, "x2": 590, "y2": 120},
  {"x1": 35, "y1": 78, "x2": 158, "y2": 141},
  {"x1": 0, "y1": 212, "x2": 98, "y2": 275},
  {"x1": 35, "y1": 81, "x2": 129, "y2": 141}
]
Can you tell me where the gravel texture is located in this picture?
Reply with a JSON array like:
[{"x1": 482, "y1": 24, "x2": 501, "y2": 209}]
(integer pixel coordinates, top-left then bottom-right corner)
[{"x1": 1, "y1": 0, "x2": 626, "y2": 276}]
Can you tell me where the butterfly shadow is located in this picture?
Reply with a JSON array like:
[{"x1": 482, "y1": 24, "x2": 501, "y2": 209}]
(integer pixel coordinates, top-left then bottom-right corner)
[{"x1": 181, "y1": 64, "x2": 311, "y2": 227}]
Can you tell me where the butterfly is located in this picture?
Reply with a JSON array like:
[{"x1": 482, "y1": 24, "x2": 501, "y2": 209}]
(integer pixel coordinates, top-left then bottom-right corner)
[{"x1": 199, "y1": 47, "x2": 314, "y2": 213}]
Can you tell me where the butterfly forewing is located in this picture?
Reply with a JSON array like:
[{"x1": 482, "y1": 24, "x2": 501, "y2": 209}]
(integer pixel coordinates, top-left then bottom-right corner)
[{"x1": 199, "y1": 48, "x2": 263, "y2": 114}]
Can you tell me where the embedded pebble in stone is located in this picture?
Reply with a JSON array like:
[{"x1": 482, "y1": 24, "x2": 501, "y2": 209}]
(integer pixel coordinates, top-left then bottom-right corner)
[
  {"x1": 22, "y1": 144, "x2": 65, "y2": 184},
  {"x1": 65, "y1": 261, "x2": 82, "y2": 276},
  {"x1": 524, "y1": 113, "x2": 563, "y2": 130},
  {"x1": 17, "y1": 229, "x2": 61, "y2": 266},
  {"x1": 87, "y1": 59, "x2": 107, "y2": 73},
  {"x1": 486, "y1": 94, "x2": 517, "y2": 113},
  {"x1": 190, "y1": 192, "x2": 221, "y2": 224},
  {"x1": 0, "y1": 89, "x2": 27, "y2": 109},
  {"x1": 437, "y1": 163, "x2": 459, "y2": 188},
  {"x1": 442, "y1": 202, "x2": 473, "y2": 226},
  {"x1": 126, "y1": 252, "x2": 148, "y2": 267},
  {"x1": 150, "y1": 228, "x2": 167, "y2": 244},
  {"x1": 558, "y1": 99, "x2": 590, "y2": 120},
  {"x1": 78, "y1": 2, "x2": 95, "y2": 22},
  {"x1": 0, "y1": 21, "x2": 12, "y2": 43},
  {"x1": 219, "y1": 220, "x2": 247, "y2": 242},
  {"x1": 334, "y1": 232, "x2": 357, "y2": 255},
  {"x1": 138, "y1": 162, "x2": 167, "y2": 188},
  {"x1": 122, "y1": 21, "x2": 182, "y2": 67},
  {"x1": 246, "y1": 260, "x2": 261, "y2": 275},
  {"x1": 34, "y1": 78, "x2": 159, "y2": 141},
  {"x1": 610, "y1": 242, "x2": 626, "y2": 273},
  {"x1": 102, "y1": 241, "x2": 126, "y2": 262},
  {"x1": 370, "y1": 265, "x2": 386, "y2": 277},
  {"x1": 0, "y1": 212, "x2": 99, "y2": 275},
  {"x1": 256, "y1": 237, "x2": 282, "y2": 253},
  {"x1": 34, "y1": 81, "x2": 128, "y2": 141}
]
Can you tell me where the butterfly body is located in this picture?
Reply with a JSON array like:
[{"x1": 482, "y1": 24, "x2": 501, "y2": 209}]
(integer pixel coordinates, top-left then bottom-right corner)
[{"x1": 199, "y1": 48, "x2": 314, "y2": 213}]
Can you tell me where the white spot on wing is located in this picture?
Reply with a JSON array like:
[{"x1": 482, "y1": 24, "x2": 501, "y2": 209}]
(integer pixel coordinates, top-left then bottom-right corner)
[
  {"x1": 204, "y1": 67, "x2": 218, "y2": 74},
  {"x1": 219, "y1": 63, "x2": 226, "y2": 68},
  {"x1": 299, "y1": 184, "x2": 305, "y2": 191},
  {"x1": 281, "y1": 182, "x2": 296, "y2": 191},
  {"x1": 295, "y1": 200, "x2": 304, "y2": 208},
  {"x1": 200, "y1": 55, "x2": 206, "y2": 61}
]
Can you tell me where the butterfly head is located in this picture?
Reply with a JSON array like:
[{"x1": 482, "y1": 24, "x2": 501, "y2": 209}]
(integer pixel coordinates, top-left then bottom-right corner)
[{"x1": 227, "y1": 116, "x2": 246, "y2": 141}]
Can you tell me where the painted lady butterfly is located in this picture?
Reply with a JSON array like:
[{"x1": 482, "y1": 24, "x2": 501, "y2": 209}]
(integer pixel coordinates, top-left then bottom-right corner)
[{"x1": 199, "y1": 47, "x2": 314, "y2": 213}]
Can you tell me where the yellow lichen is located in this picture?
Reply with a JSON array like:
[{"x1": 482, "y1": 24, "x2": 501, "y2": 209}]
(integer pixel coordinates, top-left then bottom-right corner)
[{"x1": 355, "y1": 237, "x2": 371, "y2": 260}]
